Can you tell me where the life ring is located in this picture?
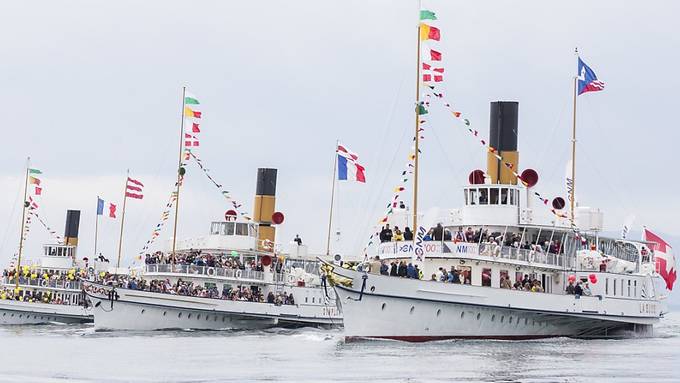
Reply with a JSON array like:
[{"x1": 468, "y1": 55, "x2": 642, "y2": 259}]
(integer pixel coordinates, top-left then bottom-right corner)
[
  {"x1": 41, "y1": 279, "x2": 48, "y2": 287},
  {"x1": 235, "y1": 269, "x2": 242, "y2": 278},
  {"x1": 207, "y1": 267, "x2": 215, "y2": 276}
]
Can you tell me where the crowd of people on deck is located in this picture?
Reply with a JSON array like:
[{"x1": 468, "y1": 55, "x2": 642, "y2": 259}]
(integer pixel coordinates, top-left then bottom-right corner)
[
  {"x1": 0, "y1": 287, "x2": 77, "y2": 304},
  {"x1": 144, "y1": 250, "x2": 266, "y2": 272},
  {"x1": 364, "y1": 256, "x2": 549, "y2": 293},
  {"x1": 96, "y1": 273, "x2": 295, "y2": 305},
  {"x1": 564, "y1": 279, "x2": 593, "y2": 297},
  {"x1": 2, "y1": 267, "x2": 85, "y2": 288},
  {"x1": 378, "y1": 224, "x2": 563, "y2": 255}
]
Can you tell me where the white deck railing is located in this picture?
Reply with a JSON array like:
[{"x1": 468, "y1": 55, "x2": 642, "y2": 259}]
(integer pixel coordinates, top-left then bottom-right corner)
[
  {"x1": 144, "y1": 264, "x2": 266, "y2": 281},
  {"x1": 1, "y1": 276, "x2": 82, "y2": 290}
]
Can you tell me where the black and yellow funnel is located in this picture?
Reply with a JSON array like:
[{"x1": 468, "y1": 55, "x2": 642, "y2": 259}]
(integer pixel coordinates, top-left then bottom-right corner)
[
  {"x1": 486, "y1": 101, "x2": 519, "y2": 185},
  {"x1": 253, "y1": 168, "x2": 277, "y2": 251},
  {"x1": 64, "y1": 209, "x2": 80, "y2": 247}
]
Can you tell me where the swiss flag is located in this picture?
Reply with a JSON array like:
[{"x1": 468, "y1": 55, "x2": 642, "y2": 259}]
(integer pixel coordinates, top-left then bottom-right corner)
[{"x1": 644, "y1": 228, "x2": 676, "y2": 291}]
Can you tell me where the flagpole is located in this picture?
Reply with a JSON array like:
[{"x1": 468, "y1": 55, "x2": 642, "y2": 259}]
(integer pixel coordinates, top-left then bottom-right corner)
[
  {"x1": 325, "y1": 140, "x2": 339, "y2": 256},
  {"x1": 15, "y1": 157, "x2": 30, "y2": 289},
  {"x1": 116, "y1": 170, "x2": 129, "y2": 271},
  {"x1": 171, "y1": 86, "x2": 186, "y2": 264},
  {"x1": 570, "y1": 48, "x2": 578, "y2": 226},
  {"x1": 94, "y1": 197, "x2": 100, "y2": 258},
  {"x1": 413, "y1": 11, "x2": 422, "y2": 238}
]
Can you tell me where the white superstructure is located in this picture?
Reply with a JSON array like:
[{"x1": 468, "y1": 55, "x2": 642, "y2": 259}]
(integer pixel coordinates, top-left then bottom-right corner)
[
  {"x1": 1, "y1": 243, "x2": 92, "y2": 325},
  {"x1": 85, "y1": 220, "x2": 341, "y2": 331}
]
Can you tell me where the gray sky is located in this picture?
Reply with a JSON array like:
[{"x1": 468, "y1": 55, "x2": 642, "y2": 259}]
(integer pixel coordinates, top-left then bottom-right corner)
[{"x1": 1, "y1": 0, "x2": 679, "y2": 275}]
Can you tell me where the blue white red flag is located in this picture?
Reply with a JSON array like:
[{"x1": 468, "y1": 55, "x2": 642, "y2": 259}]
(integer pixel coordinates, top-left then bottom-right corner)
[
  {"x1": 337, "y1": 143, "x2": 366, "y2": 183},
  {"x1": 577, "y1": 58, "x2": 605, "y2": 95},
  {"x1": 96, "y1": 197, "x2": 105, "y2": 215}
]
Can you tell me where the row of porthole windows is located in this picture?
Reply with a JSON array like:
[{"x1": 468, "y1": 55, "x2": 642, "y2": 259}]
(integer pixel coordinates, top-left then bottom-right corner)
[
  {"x1": 140, "y1": 309, "x2": 230, "y2": 323},
  {"x1": 381, "y1": 303, "x2": 547, "y2": 327},
  {"x1": 2, "y1": 312, "x2": 56, "y2": 321}
]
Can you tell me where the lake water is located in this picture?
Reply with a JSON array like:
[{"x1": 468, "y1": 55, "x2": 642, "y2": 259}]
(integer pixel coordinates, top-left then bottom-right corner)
[{"x1": 0, "y1": 312, "x2": 678, "y2": 382}]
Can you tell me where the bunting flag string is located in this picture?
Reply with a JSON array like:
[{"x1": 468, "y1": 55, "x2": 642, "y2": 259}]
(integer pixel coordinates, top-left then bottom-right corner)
[
  {"x1": 138, "y1": 187, "x2": 179, "y2": 256},
  {"x1": 185, "y1": 150, "x2": 252, "y2": 221},
  {"x1": 27, "y1": 210, "x2": 64, "y2": 244}
]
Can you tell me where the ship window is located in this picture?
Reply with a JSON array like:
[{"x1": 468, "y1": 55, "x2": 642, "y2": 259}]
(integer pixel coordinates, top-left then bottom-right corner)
[
  {"x1": 223, "y1": 222, "x2": 235, "y2": 236},
  {"x1": 197, "y1": 314, "x2": 201, "y2": 320},
  {"x1": 436, "y1": 309, "x2": 441, "y2": 317},
  {"x1": 469, "y1": 189, "x2": 478, "y2": 205},
  {"x1": 500, "y1": 188, "x2": 508, "y2": 205},
  {"x1": 620, "y1": 279, "x2": 624, "y2": 296},
  {"x1": 508, "y1": 316, "x2": 513, "y2": 324},
  {"x1": 501, "y1": 315, "x2": 504, "y2": 323},
  {"x1": 491, "y1": 315, "x2": 495, "y2": 322},
  {"x1": 479, "y1": 188, "x2": 489, "y2": 205},
  {"x1": 500, "y1": 270, "x2": 509, "y2": 288},
  {"x1": 381, "y1": 303, "x2": 386, "y2": 311},
  {"x1": 178, "y1": 312, "x2": 182, "y2": 318},
  {"x1": 236, "y1": 223, "x2": 248, "y2": 236},
  {"x1": 634, "y1": 280, "x2": 637, "y2": 297},
  {"x1": 187, "y1": 313, "x2": 192, "y2": 319},
  {"x1": 249, "y1": 224, "x2": 258, "y2": 237},
  {"x1": 490, "y1": 188, "x2": 499, "y2": 204},
  {"x1": 476, "y1": 313, "x2": 481, "y2": 320},
  {"x1": 464, "y1": 190, "x2": 469, "y2": 205},
  {"x1": 461, "y1": 312, "x2": 465, "y2": 319},
  {"x1": 605, "y1": 279, "x2": 609, "y2": 295},
  {"x1": 613, "y1": 279, "x2": 617, "y2": 295},
  {"x1": 210, "y1": 223, "x2": 220, "y2": 235},
  {"x1": 627, "y1": 280, "x2": 631, "y2": 297},
  {"x1": 481, "y1": 268, "x2": 492, "y2": 287},
  {"x1": 409, "y1": 306, "x2": 415, "y2": 314}
]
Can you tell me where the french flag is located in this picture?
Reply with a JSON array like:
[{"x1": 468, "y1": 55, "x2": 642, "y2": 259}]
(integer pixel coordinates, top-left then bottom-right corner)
[{"x1": 337, "y1": 144, "x2": 366, "y2": 183}]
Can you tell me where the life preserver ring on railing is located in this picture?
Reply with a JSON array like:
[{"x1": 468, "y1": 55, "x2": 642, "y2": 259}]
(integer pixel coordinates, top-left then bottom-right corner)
[
  {"x1": 207, "y1": 267, "x2": 215, "y2": 276},
  {"x1": 235, "y1": 269, "x2": 242, "y2": 278},
  {"x1": 41, "y1": 279, "x2": 48, "y2": 287}
]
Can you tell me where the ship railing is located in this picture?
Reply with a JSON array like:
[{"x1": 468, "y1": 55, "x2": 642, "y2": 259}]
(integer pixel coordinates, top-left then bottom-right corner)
[
  {"x1": 468, "y1": 243, "x2": 576, "y2": 268},
  {"x1": 144, "y1": 264, "x2": 265, "y2": 281},
  {"x1": 1, "y1": 276, "x2": 82, "y2": 290}
]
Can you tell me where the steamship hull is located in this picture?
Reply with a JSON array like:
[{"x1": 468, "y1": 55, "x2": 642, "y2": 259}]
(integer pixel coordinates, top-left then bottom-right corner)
[
  {"x1": 84, "y1": 281, "x2": 341, "y2": 331},
  {"x1": 332, "y1": 267, "x2": 659, "y2": 341},
  {"x1": 0, "y1": 300, "x2": 92, "y2": 325}
]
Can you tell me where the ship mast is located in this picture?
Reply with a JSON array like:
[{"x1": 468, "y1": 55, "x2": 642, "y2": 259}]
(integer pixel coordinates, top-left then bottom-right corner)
[
  {"x1": 171, "y1": 86, "x2": 187, "y2": 264},
  {"x1": 570, "y1": 48, "x2": 578, "y2": 226},
  {"x1": 15, "y1": 157, "x2": 30, "y2": 289},
  {"x1": 412, "y1": 19, "x2": 422, "y2": 235}
]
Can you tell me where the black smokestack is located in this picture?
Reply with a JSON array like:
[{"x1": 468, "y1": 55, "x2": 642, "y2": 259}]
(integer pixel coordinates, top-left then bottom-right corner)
[
  {"x1": 64, "y1": 210, "x2": 80, "y2": 246},
  {"x1": 487, "y1": 101, "x2": 519, "y2": 184}
]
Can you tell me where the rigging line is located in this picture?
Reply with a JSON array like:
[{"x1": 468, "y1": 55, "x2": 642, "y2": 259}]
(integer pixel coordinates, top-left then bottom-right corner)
[
  {"x1": 534, "y1": 93, "x2": 571, "y2": 166},
  {"x1": 350, "y1": 75, "x2": 411, "y2": 253},
  {"x1": 426, "y1": 101, "x2": 482, "y2": 209},
  {"x1": 0, "y1": 173, "x2": 23, "y2": 262},
  {"x1": 349, "y1": 75, "x2": 408, "y2": 252},
  {"x1": 351, "y1": 120, "x2": 411, "y2": 254},
  {"x1": 579, "y1": 98, "x2": 640, "y2": 214}
]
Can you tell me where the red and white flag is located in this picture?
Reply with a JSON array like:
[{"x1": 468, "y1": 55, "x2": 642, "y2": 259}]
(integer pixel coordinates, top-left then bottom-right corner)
[
  {"x1": 126, "y1": 177, "x2": 144, "y2": 200},
  {"x1": 644, "y1": 228, "x2": 676, "y2": 291},
  {"x1": 109, "y1": 203, "x2": 117, "y2": 218}
]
